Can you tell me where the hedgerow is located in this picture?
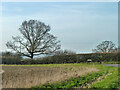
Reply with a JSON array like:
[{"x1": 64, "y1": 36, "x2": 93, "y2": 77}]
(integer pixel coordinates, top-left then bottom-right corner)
[{"x1": 2, "y1": 53, "x2": 118, "y2": 64}]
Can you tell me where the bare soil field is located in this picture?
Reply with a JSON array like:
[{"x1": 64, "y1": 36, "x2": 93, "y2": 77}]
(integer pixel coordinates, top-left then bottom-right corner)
[{"x1": 2, "y1": 65, "x2": 98, "y2": 88}]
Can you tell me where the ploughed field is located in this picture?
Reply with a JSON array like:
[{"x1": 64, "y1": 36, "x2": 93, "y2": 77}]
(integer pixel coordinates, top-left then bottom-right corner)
[{"x1": 2, "y1": 64, "x2": 98, "y2": 88}]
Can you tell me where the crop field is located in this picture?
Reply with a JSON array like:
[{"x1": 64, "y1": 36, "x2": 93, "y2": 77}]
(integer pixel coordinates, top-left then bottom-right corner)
[{"x1": 2, "y1": 63, "x2": 119, "y2": 89}]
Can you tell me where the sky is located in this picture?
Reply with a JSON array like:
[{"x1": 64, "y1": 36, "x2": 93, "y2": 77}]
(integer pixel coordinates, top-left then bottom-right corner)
[{"x1": 1, "y1": 2, "x2": 118, "y2": 53}]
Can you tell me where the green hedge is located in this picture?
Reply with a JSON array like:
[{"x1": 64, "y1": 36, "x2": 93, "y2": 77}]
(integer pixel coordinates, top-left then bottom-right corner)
[
  {"x1": 2, "y1": 55, "x2": 22, "y2": 64},
  {"x1": 21, "y1": 53, "x2": 118, "y2": 64},
  {"x1": 46, "y1": 53, "x2": 117, "y2": 64},
  {"x1": 2, "y1": 53, "x2": 118, "y2": 64}
]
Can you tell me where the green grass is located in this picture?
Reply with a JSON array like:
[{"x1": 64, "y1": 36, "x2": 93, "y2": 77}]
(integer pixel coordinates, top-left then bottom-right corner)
[
  {"x1": 29, "y1": 63, "x2": 119, "y2": 89},
  {"x1": 90, "y1": 66, "x2": 119, "y2": 88},
  {"x1": 1, "y1": 63, "x2": 95, "y2": 67}
]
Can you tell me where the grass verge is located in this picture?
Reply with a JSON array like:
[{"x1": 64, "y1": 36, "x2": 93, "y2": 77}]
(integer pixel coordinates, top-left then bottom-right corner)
[
  {"x1": 90, "y1": 66, "x2": 119, "y2": 88},
  {"x1": 31, "y1": 64, "x2": 119, "y2": 89}
]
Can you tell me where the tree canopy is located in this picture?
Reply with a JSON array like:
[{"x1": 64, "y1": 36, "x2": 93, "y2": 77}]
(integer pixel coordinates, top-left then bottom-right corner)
[
  {"x1": 92, "y1": 40, "x2": 117, "y2": 53},
  {"x1": 6, "y1": 20, "x2": 61, "y2": 59}
]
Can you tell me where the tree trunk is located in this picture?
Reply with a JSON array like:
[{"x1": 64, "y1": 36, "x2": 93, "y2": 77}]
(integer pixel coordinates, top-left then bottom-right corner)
[{"x1": 30, "y1": 52, "x2": 33, "y2": 59}]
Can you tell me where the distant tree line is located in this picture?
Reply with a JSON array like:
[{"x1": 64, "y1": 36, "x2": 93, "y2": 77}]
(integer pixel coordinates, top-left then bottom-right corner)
[
  {"x1": 1, "y1": 52, "x2": 118, "y2": 64},
  {"x1": 1, "y1": 52, "x2": 22, "y2": 64},
  {"x1": 22, "y1": 53, "x2": 118, "y2": 64},
  {"x1": 2, "y1": 40, "x2": 118, "y2": 64},
  {"x1": 1, "y1": 49, "x2": 76, "y2": 64}
]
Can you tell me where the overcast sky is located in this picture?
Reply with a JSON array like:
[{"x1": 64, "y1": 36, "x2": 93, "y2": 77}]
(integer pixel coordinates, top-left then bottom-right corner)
[{"x1": 1, "y1": 2, "x2": 118, "y2": 53}]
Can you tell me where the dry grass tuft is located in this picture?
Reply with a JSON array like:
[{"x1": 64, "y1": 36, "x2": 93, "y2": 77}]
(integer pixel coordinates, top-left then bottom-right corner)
[{"x1": 2, "y1": 65, "x2": 98, "y2": 88}]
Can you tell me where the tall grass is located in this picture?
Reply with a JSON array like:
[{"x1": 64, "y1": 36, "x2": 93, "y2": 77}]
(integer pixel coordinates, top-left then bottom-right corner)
[
  {"x1": 31, "y1": 64, "x2": 119, "y2": 89},
  {"x1": 2, "y1": 63, "x2": 98, "y2": 88}
]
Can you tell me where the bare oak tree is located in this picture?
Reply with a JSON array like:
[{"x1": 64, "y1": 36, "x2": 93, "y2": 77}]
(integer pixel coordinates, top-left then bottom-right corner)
[
  {"x1": 6, "y1": 20, "x2": 61, "y2": 59},
  {"x1": 92, "y1": 40, "x2": 117, "y2": 53}
]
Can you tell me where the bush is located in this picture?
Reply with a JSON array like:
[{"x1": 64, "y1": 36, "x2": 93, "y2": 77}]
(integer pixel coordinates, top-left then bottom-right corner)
[{"x1": 1, "y1": 52, "x2": 22, "y2": 64}]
